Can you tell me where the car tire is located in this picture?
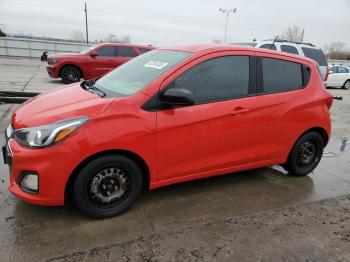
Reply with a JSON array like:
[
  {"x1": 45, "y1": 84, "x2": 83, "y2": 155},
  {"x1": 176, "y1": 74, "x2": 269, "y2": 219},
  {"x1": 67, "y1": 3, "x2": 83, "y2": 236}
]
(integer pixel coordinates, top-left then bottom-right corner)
[
  {"x1": 60, "y1": 65, "x2": 82, "y2": 84},
  {"x1": 73, "y1": 155, "x2": 144, "y2": 218},
  {"x1": 283, "y1": 131, "x2": 324, "y2": 176},
  {"x1": 343, "y1": 80, "x2": 350, "y2": 89}
]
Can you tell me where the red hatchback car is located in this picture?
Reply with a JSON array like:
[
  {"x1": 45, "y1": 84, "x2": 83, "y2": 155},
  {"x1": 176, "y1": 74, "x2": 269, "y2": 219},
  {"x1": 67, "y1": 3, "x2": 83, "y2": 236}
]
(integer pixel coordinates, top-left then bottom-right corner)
[
  {"x1": 46, "y1": 43, "x2": 154, "y2": 83},
  {"x1": 3, "y1": 45, "x2": 332, "y2": 218}
]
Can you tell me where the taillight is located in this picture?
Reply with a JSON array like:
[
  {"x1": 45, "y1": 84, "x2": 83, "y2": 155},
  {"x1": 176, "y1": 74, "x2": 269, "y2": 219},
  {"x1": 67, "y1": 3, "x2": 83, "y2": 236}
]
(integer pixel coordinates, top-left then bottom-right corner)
[
  {"x1": 325, "y1": 96, "x2": 333, "y2": 109},
  {"x1": 325, "y1": 66, "x2": 329, "y2": 81}
]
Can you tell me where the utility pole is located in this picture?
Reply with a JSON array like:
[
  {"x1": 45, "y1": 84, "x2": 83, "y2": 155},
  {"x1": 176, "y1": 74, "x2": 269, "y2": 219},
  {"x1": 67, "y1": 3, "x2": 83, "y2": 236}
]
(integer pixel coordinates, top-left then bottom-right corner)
[
  {"x1": 84, "y1": 3, "x2": 89, "y2": 43},
  {"x1": 219, "y1": 8, "x2": 237, "y2": 43}
]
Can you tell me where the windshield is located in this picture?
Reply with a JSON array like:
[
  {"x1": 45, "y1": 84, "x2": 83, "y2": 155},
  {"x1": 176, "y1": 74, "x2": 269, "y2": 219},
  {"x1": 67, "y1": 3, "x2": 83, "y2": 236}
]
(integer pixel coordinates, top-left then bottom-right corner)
[
  {"x1": 95, "y1": 50, "x2": 192, "y2": 97},
  {"x1": 80, "y1": 45, "x2": 96, "y2": 54}
]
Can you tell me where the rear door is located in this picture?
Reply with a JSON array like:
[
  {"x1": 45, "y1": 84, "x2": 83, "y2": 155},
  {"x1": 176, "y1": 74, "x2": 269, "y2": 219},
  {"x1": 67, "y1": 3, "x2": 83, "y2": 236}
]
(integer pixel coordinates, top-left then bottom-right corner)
[
  {"x1": 253, "y1": 53, "x2": 309, "y2": 162},
  {"x1": 87, "y1": 46, "x2": 116, "y2": 77},
  {"x1": 156, "y1": 51, "x2": 257, "y2": 181}
]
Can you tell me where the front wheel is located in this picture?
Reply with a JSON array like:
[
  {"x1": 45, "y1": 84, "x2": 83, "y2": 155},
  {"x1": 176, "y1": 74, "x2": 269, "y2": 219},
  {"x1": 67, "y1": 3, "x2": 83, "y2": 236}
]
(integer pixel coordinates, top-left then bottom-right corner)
[
  {"x1": 343, "y1": 80, "x2": 350, "y2": 90},
  {"x1": 283, "y1": 132, "x2": 324, "y2": 176},
  {"x1": 60, "y1": 65, "x2": 82, "y2": 84},
  {"x1": 73, "y1": 155, "x2": 144, "y2": 218}
]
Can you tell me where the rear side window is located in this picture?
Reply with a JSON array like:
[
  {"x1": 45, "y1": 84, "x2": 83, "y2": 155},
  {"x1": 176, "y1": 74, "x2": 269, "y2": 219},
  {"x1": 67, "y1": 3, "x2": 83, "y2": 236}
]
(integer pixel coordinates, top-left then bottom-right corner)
[
  {"x1": 97, "y1": 46, "x2": 115, "y2": 57},
  {"x1": 260, "y1": 44, "x2": 277, "y2": 50},
  {"x1": 117, "y1": 46, "x2": 138, "y2": 57},
  {"x1": 168, "y1": 56, "x2": 250, "y2": 104},
  {"x1": 262, "y1": 58, "x2": 303, "y2": 93},
  {"x1": 301, "y1": 47, "x2": 327, "y2": 66},
  {"x1": 281, "y1": 45, "x2": 299, "y2": 55},
  {"x1": 338, "y1": 67, "x2": 349, "y2": 73}
]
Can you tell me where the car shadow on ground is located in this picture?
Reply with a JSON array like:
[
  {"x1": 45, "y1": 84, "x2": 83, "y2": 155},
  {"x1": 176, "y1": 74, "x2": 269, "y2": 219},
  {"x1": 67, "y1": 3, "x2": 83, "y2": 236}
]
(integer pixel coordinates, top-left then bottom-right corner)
[{"x1": 11, "y1": 166, "x2": 314, "y2": 222}]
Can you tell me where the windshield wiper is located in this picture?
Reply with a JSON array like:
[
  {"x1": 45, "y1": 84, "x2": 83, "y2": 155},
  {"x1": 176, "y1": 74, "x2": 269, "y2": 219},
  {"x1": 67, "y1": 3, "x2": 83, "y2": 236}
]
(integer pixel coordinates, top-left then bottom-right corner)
[
  {"x1": 83, "y1": 81, "x2": 106, "y2": 97},
  {"x1": 90, "y1": 84, "x2": 106, "y2": 97}
]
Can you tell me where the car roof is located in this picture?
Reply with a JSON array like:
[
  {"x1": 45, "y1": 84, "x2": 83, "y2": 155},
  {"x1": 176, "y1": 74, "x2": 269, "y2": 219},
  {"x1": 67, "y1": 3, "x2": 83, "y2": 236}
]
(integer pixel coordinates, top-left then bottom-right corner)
[
  {"x1": 236, "y1": 40, "x2": 320, "y2": 49},
  {"x1": 97, "y1": 43, "x2": 154, "y2": 48},
  {"x1": 159, "y1": 44, "x2": 317, "y2": 65}
]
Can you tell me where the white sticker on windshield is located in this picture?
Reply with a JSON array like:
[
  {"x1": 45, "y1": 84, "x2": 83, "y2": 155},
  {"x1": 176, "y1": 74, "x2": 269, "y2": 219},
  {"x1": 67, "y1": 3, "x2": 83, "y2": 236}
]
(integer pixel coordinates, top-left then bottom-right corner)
[{"x1": 144, "y1": 61, "x2": 168, "y2": 70}]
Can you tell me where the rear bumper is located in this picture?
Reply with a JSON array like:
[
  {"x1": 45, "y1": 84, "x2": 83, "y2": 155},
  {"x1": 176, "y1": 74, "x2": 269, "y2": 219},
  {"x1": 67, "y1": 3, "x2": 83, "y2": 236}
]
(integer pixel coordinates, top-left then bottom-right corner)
[{"x1": 46, "y1": 65, "x2": 59, "y2": 78}]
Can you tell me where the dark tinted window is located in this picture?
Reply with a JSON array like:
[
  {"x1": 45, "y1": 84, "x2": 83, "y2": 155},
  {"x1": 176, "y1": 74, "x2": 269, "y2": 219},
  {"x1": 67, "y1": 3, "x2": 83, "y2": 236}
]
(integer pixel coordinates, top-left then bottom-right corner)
[
  {"x1": 168, "y1": 56, "x2": 250, "y2": 104},
  {"x1": 262, "y1": 58, "x2": 303, "y2": 93},
  {"x1": 301, "y1": 47, "x2": 327, "y2": 66},
  {"x1": 338, "y1": 67, "x2": 349, "y2": 73},
  {"x1": 281, "y1": 45, "x2": 299, "y2": 55},
  {"x1": 118, "y1": 46, "x2": 138, "y2": 57},
  {"x1": 260, "y1": 44, "x2": 276, "y2": 50},
  {"x1": 140, "y1": 48, "x2": 152, "y2": 54},
  {"x1": 97, "y1": 46, "x2": 115, "y2": 57}
]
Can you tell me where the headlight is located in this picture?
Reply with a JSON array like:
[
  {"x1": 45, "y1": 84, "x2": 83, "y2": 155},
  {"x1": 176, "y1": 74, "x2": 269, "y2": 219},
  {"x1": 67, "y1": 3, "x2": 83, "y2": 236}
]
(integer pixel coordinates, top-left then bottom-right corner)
[
  {"x1": 48, "y1": 58, "x2": 59, "y2": 64},
  {"x1": 14, "y1": 117, "x2": 89, "y2": 148}
]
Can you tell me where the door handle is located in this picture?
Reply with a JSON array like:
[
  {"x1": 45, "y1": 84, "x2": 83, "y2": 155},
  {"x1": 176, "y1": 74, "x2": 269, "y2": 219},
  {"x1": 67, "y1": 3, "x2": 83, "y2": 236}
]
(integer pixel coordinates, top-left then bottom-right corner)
[{"x1": 230, "y1": 107, "x2": 251, "y2": 116}]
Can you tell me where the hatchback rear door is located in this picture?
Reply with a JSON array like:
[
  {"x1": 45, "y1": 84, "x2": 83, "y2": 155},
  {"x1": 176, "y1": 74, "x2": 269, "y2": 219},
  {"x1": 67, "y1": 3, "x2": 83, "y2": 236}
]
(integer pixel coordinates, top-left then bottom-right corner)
[{"x1": 253, "y1": 53, "x2": 311, "y2": 162}]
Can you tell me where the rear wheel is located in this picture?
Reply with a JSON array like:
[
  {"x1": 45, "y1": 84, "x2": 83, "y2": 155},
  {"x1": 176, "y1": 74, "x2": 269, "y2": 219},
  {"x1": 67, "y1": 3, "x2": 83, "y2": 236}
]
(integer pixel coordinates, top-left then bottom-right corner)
[
  {"x1": 60, "y1": 65, "x2": 82, "y2": 84},
  {"x1": 283, "y1": 132, "x2": 324, "y2": 176},
  {"x1": 343, "y1": 80, "x2": 350, "y2": 89},
  {"x1": 73, "y1": 155, "x2": 143, "y2": 218}
]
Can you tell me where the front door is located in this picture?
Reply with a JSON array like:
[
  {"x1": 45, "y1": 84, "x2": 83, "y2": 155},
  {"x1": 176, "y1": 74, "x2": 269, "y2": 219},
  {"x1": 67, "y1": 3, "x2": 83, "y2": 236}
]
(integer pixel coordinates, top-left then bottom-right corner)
[
  {"x1": 87, "y1": 46, "x2": 117, "y2": 78},
  {"x1": 156, "y1": 52, "x2": 257, "y2": 181}
]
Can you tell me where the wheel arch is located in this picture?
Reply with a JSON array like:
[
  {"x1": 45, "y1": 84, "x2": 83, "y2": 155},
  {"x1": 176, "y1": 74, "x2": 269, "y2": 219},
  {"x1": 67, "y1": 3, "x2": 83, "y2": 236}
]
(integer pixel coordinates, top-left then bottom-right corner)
[
  {"x1": 297, "y1": 127, "x2": 329, "y2": 147},
  {"x1": 343, "y1": 79, "x2": 350, "y2": 87},
  {"x1": 64, "y1": 149, "x2": 150, "y2": 203}
]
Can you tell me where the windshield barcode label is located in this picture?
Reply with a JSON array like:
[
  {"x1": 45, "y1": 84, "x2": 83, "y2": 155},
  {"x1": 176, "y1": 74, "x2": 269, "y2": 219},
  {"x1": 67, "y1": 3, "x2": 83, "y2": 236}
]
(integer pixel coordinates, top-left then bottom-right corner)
[{"x1": 144, "y1": 61, "x2": 168, "y2": 70}]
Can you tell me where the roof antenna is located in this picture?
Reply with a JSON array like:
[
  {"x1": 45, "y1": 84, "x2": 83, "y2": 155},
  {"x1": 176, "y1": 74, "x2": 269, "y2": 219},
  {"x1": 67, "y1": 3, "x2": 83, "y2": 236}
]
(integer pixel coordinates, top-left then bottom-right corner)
[{"x1": 270, "y1": 35, "x2": 278, "y2": 49}]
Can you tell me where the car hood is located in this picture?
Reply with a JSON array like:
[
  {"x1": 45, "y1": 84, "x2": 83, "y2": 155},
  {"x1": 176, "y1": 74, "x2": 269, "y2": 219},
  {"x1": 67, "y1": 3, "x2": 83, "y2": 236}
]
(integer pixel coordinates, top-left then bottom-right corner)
[
  {"x1": 48, "y1": 53, "x2": 82, "y2": 58},
  {"x1": 12, "y1": 83, "x2": 113, "y2": 129}
]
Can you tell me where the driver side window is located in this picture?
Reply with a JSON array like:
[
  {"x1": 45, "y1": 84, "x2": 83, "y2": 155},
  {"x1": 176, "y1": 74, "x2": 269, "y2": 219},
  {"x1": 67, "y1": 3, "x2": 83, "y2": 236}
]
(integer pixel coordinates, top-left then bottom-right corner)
[
  {"x1": 167, "y1": 56, "x2": 250, "y2": 104},
  {"x1": 97, "y1": 46, "x2": 116, "y2": 57}
]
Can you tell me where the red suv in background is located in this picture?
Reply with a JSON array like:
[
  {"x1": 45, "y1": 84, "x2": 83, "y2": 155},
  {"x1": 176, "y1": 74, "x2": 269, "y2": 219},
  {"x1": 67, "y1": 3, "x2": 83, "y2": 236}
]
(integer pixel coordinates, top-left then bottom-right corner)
[{"x1": 46, "y1": 43, "x2": 154, "y2": 83}]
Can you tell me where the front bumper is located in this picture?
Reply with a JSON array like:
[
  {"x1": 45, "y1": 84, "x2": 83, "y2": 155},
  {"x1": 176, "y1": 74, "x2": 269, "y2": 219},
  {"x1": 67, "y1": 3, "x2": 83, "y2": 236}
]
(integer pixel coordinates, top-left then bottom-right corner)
[
  {"x1": 4, "y1": 135, "x2": 80, "y2": 206},
  {"x1": 46, "y1": 65, "x2": 59, "y2": 78}
]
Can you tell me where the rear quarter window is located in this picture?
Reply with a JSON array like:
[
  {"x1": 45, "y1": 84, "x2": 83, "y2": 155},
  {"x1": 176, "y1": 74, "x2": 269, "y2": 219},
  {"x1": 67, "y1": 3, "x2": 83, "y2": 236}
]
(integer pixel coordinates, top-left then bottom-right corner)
[
  {"x1": 301, "y1": 47, "x2": 327, "y2": 66},
  {"x1": 262, "y1": 58, "x2": 303, "y2": 93},
  {"x1": 281, "y1": 45, "x2": 299, "y2": 55}
]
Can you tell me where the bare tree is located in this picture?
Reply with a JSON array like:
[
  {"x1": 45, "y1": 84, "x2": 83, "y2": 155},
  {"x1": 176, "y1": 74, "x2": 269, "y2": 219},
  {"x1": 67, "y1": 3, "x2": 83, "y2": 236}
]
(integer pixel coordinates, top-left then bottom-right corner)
[
  {"x1": 0, "y1": 29, "x2": 6, "y2": 37},
  {"x1": 280, "y1": 25, "x2": 304, "y2": 42},
  {"x1": 70, "y1": 30, "x2": 85, "y2": 43},
  {"x1": 323, "y1": 42, "x2": 349, "y2": 59},
  {"x1": 103, "y1": 34, "x2": 131, "y2": 44}
]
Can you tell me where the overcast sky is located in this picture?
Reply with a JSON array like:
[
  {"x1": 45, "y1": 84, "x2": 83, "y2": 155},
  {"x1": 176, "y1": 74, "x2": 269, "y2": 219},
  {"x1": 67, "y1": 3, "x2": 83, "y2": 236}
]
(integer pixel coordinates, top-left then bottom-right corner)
[{"x1": 0, "y1": 0, "x2": 349, "y2": 48}]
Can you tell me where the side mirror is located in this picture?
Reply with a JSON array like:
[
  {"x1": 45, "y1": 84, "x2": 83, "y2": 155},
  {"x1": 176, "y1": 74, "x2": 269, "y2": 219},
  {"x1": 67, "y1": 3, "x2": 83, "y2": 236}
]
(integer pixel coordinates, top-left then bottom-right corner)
[
  {"x1": 328, "y1": 70, "x2": 334, "y2": 74},
  {"x1": 90, "y1": 50, "x2": 98, "y2": 58},
  {"x1": 160, "y1": 88, "x2": 194, "y2": 107}
]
